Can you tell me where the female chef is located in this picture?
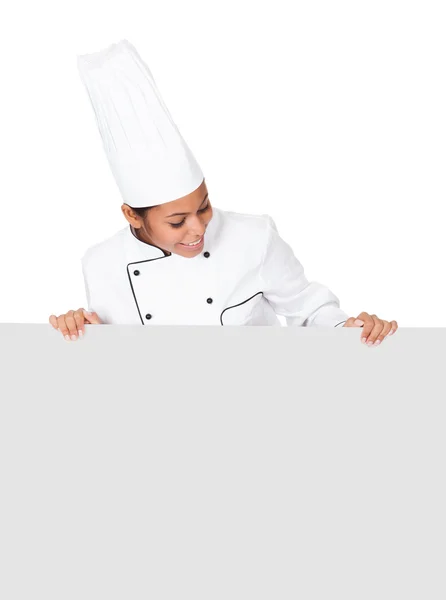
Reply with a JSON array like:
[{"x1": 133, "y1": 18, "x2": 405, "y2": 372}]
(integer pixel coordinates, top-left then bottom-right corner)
[{"x1": 48, "y1": 40, "x2": 398, "y2": 346}]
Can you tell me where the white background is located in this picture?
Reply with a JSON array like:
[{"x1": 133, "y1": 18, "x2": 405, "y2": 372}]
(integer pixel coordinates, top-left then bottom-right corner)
[{"x1": 0, "y1": 1, "x2": 444, "y2": 326}]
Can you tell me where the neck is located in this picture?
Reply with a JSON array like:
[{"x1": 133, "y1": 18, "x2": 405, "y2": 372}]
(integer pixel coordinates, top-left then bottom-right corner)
[{"x1": 130, "y1": 225, "x2": 171, "y2": 256}]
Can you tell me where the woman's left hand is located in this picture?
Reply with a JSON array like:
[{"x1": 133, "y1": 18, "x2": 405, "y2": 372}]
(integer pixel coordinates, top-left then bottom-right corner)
[{"x1": 343, "y1": 312, "x2": 398, "y2": 346}]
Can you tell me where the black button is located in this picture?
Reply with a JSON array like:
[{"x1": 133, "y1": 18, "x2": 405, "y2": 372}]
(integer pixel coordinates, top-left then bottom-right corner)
[
  {"x1": 203, "y1": 251, "x2": 210, "y2": 258},
  {"x1": 134, "y1": 270, "x2": 140, "y2": 276},
  {"x1": 207, "y1": 298, "x2": 213, "y2": 304},
  {"x1": 145, "y1": 314, "x2": 152, "y2": 320}
]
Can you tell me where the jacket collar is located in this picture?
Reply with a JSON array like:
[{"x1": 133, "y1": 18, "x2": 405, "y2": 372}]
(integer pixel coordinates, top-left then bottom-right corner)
[{"x1": 123, "y1": 206, "x2": 221, "y2": 263}]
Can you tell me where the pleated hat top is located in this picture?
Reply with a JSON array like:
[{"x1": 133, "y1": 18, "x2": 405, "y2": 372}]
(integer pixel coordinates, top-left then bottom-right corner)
[{"x1": 77, "y1": 39, "x2": 204, "y2": 208}]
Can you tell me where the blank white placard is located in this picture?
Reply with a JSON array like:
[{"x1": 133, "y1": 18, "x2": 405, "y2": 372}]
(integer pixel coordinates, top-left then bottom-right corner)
[{"x1": 0, "y1": 325, "x2": 444, "y2": 599}]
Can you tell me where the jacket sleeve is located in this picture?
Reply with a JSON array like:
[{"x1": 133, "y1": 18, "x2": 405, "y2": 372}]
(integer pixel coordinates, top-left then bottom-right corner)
[
  {"x1": 259, "y1": 215, "x2": 350, "y2": 327},
  {"x1": 81, "y1": 252, "x2": 111, "y2": 324},
  {"x1": 81, "y1": 257, "x2": 93, "y2": 313}
]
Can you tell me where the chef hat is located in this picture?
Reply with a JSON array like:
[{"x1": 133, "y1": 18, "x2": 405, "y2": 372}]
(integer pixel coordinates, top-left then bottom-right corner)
[{"x1": 77, "y1": 39, "x2": 204, "y2": 208}]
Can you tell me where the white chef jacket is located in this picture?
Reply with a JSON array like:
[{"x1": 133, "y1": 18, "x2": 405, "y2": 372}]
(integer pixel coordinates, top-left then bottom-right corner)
[{"x1": 81, "y1": 207, "x2": 350, "y2": 327}]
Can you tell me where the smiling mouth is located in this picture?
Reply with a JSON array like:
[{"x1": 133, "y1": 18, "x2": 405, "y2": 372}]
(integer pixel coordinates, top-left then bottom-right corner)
[{"x1": 179, "y1": 235, "x2": 204, "y2": 248}]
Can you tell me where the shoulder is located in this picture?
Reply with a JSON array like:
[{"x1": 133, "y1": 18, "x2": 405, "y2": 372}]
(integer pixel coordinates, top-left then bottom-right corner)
[
  {"x1": 209, "y1": 208, "x2": 280, "y2": 265},
  {"x1": 214, "y1": 207, "x2": 275, "y2": 241},
  {"x1": 81, "y1": 226, "x2": 128, "y2": 273}
]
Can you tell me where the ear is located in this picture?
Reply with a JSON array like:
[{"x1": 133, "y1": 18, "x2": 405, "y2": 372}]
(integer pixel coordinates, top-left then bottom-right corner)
[{"x1": 121, "y1": 204, "x2": 141, "y2": 228}]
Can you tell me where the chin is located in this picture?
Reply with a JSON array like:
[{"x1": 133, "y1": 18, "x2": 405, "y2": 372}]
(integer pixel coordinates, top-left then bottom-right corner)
[{"x1": 177, "y1": 248, "x2": 201, "y2": 258}]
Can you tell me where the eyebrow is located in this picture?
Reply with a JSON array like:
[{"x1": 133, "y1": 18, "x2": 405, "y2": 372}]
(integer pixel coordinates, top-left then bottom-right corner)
[{"x1": 165, "y1": 193, "x2": 209, "y2": 218}]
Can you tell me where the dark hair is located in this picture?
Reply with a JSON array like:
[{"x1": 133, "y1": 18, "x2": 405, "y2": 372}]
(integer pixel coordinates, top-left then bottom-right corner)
[
  {"x1": 129, "y1": 205, "x2": 157, "y2": 219},
  {"x1": 129, "y1": 204, "x2": 170, "y2": 256},
  {"x1": 128, "y1": 205, "x2": 159, "y2": 233}
]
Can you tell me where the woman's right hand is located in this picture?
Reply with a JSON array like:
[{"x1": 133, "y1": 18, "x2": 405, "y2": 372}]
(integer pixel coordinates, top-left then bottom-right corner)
[{"x1": 49, "y1": 308, "x2": 102, "y2": 341}]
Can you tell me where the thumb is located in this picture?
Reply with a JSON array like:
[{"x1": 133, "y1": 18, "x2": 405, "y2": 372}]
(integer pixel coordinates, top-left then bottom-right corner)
[
  {"x1": 343, "y1": 317, "x2": 365, "y2": 327},
  {"x1": 82, "y1": 309, "x2": 102, "y2": 324}
]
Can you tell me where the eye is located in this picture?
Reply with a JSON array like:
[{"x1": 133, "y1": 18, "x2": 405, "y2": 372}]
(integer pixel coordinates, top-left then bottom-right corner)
[
  {"x1": 170, "y1": 220, "x2": 185, "y2": 229},
  {"x1": 168, "y1": 203, "x2": 210, "y2": 229}
]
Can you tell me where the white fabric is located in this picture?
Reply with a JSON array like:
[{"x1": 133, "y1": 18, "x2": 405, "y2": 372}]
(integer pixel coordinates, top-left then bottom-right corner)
[
  {"x1": 77, "y1": 39, "x2": 204, "y2": 208},
  {"x1": 81, "y1": 207, "x2": 350, "y2": 327}
]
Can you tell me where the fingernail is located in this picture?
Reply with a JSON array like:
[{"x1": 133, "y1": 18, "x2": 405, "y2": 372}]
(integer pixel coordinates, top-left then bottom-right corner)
[
  {"x1": 388, "y1": 330, "x2": 394, "y2": 336},
  {"x1": 354, "y1": 319, "x2": 364, "y2": 326},
  {"x1": 64, "y1": 335, "x2": 70, "y2": 342},
  {"x1": 71, "y1": 335, "x2": 77, "y2": 341},
  {"x1": 374, "y1": 340, "x2": 381, "y2": 346},
  {"x1": 361, "y1": 337, "x2": 367, "y2": 344},
  {"x1": 78, "y1": 330, "x2": 83, "y2": 337},
  {"x1": 367, "y1": 340, "x2": 374, "y2": 346}
]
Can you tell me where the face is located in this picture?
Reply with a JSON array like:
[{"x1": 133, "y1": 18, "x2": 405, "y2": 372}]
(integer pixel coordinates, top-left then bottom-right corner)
[{"x1": 121, "y1": 179, "x2": 213, "y2": 258}]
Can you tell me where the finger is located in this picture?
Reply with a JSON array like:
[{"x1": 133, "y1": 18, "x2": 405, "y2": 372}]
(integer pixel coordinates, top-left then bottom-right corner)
[
  {"x1": 63, "y1": 311, "x2": 79, "y2": 341},
  {"x1": 356, "y1": 312, "x2": 371, "y2": 321},
  {"x1": 57, "y1": 314, "x2": 71, "y2": 341},
  {"x1": 341, "y1": 317, "x2": 356, "y2": 327},
  {"x1": 388, "y1": 320, "x2": 398, "y2": 335},
  {"x1": 73, "y1": 309, "x2": 86, "y2": 338},
  {"x1": 378, "y1": 320, "x2": 392, "y2": 341},
  {"x1": 49, "y1": 315, "x2": 59, "y2": 330},
  {"x1": 342, "y1": 317, "x2": 365, "y2": 328},
  {"x1": 357, "y1": 313, "x2": 374, "y2": 343},
  {"x1": 372, "y1": 320, "x2": 392, "y2": 345},
  {"x1": 82, "y1": 309, "x2": 102, "y2": 325},
  {"x1": 365, "y1": 315, "x2": 384, "y2": 346}
]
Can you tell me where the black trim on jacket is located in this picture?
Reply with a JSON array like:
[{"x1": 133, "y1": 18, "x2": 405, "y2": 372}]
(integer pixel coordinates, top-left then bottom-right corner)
[
  {"x1": 220, "y1": 291, "x2": 264, "y2": 326},
  {"x1": 126, "y1": 255, "x2": 171, "y2": 325}
]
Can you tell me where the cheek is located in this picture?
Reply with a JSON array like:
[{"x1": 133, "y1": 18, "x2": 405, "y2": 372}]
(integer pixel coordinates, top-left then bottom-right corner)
[
  {"x1": 201, "y1": 209, "x2": 213, "y2": 230},
  {"x1": 150, "y1": 226, "x2": 176, "y2": 247},
  {"x1": 164, "y1": 227, "x2": 184, "y2": 246},
  {"x1": 159, "y1": 211, "x2": 213, "y2": 247}
]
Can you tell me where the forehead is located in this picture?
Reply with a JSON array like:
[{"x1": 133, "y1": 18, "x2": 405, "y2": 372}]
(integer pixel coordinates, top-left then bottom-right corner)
[{"x1": 156, "y1": 182, "x2": 208, "y2": 217}]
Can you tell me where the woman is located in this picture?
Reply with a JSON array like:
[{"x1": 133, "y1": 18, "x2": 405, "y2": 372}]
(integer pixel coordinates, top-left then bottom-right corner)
[{"x1": 49, "y1": 40, "x2": 397, "y2": 345}]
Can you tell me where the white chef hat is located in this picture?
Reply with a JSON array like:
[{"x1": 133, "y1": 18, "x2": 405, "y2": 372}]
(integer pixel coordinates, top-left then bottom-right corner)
[{"x1": 77, "y1": 39, "x2": 204, "y2": 208}]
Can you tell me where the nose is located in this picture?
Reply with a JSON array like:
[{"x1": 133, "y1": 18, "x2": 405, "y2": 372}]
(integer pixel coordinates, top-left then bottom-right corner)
[{"x1": 188, "y1": 214, "x2": 206, "y2": 236}]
